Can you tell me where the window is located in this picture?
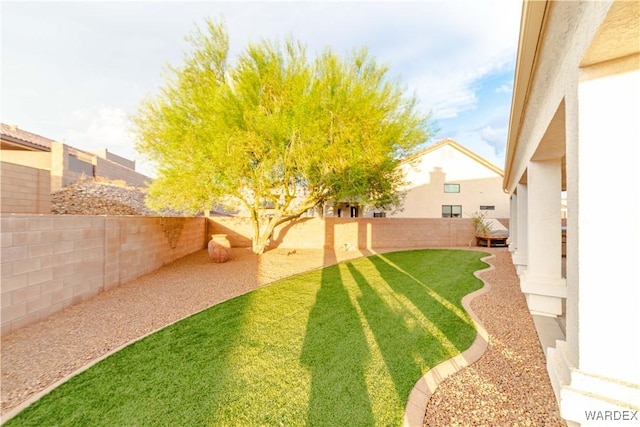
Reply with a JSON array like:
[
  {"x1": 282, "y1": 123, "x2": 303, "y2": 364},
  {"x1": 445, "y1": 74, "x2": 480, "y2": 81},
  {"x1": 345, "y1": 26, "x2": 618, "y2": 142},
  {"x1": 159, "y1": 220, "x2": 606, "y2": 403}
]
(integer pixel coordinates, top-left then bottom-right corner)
[
  {"x1": 444, "y1": 183, "x2": 460, "y2": 193},
  {"x1": 480, "y1": 205, "x2": 495, "y2": 210},
  {"x1": 442, "y1": 205, "x2": 462, "y2": 218},
  {"x1": 373, "y1": 212, "x2": 386, "y2": 218}
]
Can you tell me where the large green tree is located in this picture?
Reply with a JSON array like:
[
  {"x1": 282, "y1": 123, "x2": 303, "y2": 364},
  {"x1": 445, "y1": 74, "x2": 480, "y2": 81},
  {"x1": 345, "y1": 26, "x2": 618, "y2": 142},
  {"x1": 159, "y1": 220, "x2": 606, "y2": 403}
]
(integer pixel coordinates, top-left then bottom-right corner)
[{"x1": 134, "y1": 20, "x2": 431, "y2": 254}]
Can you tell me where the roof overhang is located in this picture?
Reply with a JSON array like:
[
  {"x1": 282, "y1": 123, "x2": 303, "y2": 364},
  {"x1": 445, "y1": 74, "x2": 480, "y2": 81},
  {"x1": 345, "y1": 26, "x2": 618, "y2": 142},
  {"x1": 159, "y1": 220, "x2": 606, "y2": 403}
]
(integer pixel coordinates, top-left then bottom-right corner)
[
  {"x1": 0, "y1": 134, "x2": 51, "y2": 152},
  {"x1": 503, "y1": 0, "x2": 549, "y2": 194}
]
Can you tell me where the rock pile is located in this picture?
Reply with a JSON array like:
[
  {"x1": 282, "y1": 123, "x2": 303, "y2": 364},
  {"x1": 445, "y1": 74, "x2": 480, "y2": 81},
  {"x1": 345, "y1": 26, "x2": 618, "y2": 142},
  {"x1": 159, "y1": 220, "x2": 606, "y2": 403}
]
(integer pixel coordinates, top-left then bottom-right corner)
[{"x1": 51, "y1": 180, "x2": 181, "y2": 216}]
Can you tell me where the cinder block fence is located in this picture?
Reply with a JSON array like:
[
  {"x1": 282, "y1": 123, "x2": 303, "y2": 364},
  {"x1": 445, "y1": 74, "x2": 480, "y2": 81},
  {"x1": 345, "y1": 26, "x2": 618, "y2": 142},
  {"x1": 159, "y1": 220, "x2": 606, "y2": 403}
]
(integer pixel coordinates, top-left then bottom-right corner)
[
  {"x1": 1, "y1": 215, "x2": 206, "y2": 336},
  {"x1": 2, "y1": 215, "x2": 479, "y2": 337},
  {"x1": 0, "y1": 162, "x2": 51, "y2": 214},
  {"x1": 207, "y1": 217, "x2": 477, "y2": 249}
]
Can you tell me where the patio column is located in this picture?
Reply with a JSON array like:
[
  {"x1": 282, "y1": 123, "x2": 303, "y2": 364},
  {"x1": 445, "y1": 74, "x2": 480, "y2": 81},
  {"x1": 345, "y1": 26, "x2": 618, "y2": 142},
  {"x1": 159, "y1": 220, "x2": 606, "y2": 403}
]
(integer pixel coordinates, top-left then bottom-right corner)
[
  {"x1": 508, "y1": 194, "x2": 518, "y2": 254},
  {"x1": 512, "y1": 183, "x2": 528, "y2": 275},
  {"x1": 550, "y1": 59, "x2": 640, "y2": 425},
  {"x1": 520, "y1": 159, "x2": 566, "y2": 317}
]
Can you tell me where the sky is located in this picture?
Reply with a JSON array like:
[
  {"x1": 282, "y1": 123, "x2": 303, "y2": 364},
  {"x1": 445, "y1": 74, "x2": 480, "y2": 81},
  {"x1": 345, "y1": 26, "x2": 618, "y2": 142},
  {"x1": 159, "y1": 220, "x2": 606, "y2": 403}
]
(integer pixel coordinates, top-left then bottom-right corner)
[{"x1": 1, "y1": 1, "x2": 523, "y2": 178}]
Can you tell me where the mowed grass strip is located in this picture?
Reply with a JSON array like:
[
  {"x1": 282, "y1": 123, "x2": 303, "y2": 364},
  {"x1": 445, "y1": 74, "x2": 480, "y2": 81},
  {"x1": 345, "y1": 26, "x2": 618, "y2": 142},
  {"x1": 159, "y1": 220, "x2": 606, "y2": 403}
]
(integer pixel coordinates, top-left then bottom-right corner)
[{"x1": 6, "y1": 249, "x2": 488, "y2": 427}]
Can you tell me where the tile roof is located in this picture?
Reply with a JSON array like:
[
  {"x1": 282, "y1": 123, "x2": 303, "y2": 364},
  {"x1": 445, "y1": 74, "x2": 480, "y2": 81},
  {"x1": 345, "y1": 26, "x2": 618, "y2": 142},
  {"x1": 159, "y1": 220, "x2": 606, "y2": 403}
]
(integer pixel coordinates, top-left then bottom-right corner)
[{"x1": 0, "y1": 123, "x2": 54, "y2": 151}]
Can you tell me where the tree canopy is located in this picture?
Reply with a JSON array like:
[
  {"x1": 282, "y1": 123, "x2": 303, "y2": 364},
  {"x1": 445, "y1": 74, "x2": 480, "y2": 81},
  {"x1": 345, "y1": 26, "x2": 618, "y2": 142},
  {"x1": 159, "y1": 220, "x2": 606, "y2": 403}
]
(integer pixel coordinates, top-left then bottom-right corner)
[{"x1": 134, "y1": 19, "x2": 432, "y2": 253}]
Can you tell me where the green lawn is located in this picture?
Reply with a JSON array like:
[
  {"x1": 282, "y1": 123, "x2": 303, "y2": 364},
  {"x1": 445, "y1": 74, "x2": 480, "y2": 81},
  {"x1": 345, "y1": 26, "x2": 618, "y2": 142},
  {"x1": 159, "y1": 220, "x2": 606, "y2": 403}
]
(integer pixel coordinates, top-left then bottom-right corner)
[{"x1": 7, "y1": 249, "x2": 488, "y2": 427}]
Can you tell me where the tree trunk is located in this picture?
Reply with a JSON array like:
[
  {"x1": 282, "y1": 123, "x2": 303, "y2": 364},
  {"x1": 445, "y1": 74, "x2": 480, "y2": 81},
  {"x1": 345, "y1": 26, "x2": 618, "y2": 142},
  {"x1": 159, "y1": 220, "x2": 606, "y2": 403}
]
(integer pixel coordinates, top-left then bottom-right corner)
[
  {"x1": 249, "y1": 198, "x2": 321, "y2": 254},
  {"x1": 251, "y1": 214, "x2": 279, "y2": 255},
  {"x1": 252, "y1": 234, "x2": 270, "y2": 254}
]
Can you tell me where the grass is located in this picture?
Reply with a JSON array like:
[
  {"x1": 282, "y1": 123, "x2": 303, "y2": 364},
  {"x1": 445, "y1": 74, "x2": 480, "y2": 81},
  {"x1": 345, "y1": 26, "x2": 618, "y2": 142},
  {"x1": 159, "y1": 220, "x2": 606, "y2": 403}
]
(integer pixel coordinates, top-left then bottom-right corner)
[{"x1": 6, "y1": 249, "x2": 488, "y2": 426}]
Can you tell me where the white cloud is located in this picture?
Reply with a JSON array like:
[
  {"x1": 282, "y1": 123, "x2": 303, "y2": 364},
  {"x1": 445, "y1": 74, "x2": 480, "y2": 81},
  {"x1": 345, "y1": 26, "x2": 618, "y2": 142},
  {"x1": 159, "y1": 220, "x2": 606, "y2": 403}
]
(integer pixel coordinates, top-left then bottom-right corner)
[
  {"x1": 64, "y1": 107, "x2": 133, "y2": 154},
  {"x1": 394, "y1": 2, "x2": 521, "y2": 119},
  {"x1": 2, "y1": 0, "x2": 522, "y2": 178},
  {"x1": 496, "y1": 84, "x2": 513, "y2": 94},
  {"x1": 61, "y1": 107, "x2": 157, "y2": 177},
  {"x1": 479, "y1": 125, "x2": 508, "y2": 155}
]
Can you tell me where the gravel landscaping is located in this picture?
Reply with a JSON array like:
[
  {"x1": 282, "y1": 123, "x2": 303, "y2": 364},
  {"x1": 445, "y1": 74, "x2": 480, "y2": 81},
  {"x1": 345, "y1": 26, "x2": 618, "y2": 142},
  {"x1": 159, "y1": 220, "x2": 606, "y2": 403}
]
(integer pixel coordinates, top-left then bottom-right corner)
[
  {"x1": 424, "y1": 250, "x2": 565, "y2": 426},
  {"x1": 50, "y1": 179, "x2": 180, "y2": 216},
  {"x1": 1, "y1": 247, "x2": 564, "y2": 425}
]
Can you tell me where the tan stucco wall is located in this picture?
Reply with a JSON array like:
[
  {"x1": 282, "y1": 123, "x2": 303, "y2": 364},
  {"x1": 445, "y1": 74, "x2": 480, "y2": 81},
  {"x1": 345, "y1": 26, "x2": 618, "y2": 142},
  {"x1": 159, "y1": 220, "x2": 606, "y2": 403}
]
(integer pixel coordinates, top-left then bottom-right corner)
[
  {"x1": 0, "y1": 151, "x2": 51, "y2": 170},
  {"x1": 393, "y1": 144, "x2": 509, "y2": 218},
  {"x1": 505, "y1": 1, "x2": 612, "y2": 193},
  {"x1": 505, "y1": 1, "x2": 640, "y2": 423}
]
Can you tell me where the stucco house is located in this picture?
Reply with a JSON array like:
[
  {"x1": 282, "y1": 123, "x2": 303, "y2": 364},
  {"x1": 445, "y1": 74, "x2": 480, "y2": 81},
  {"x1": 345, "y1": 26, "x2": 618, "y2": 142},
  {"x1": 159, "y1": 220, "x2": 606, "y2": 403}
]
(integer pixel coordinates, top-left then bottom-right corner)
[
  {"x1": 504, "y1": 1, "x2": 639, "y2": 425},
  {"x1": 389, "y1": 138, "x2": 509, "y2": 220},
  {"x1": 1, "y1": 123, "x2": 149, "y2": 191},
  {"x1": 325, "y1": 139, "x2": 510, "y2": 220}
]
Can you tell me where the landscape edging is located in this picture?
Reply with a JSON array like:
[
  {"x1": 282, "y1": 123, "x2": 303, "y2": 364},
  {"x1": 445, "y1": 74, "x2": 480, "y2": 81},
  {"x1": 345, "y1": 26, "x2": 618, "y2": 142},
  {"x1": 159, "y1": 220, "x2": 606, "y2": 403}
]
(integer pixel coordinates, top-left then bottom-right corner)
[{"x1": 403, "y1": 252, "x2": 495, "y2": 427}]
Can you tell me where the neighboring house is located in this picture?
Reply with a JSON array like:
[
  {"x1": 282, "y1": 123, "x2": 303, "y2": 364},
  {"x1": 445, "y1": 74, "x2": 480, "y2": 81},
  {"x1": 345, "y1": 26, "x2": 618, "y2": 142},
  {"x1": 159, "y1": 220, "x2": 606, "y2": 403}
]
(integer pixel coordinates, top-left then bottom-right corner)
[
  {"x1": 504, "y1": 1, "x2": 639, "y2": 425},
  {"x1": 389, "y1": 138, "x2": 509, "y2": 219},
  {"x1": 325, "y1": 139, "x2": 509, "y2": 219},
  {"x1": 0, "y1": 123, "x2": 149, "y2": 192}
]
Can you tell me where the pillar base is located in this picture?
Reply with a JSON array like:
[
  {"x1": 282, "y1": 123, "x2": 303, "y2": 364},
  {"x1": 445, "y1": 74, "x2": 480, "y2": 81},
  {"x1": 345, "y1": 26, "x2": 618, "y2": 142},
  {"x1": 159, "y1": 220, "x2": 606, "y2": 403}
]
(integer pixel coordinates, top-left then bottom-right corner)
[
  {"x1": 520, "y1": 271, "x2": 566, "y2": 317},
  {"x1": 512, "y1": 251, "x2": 528, "y2": 276},
  {"x1": 548, "y1": 341, "x2": 640, "y2": 425}
]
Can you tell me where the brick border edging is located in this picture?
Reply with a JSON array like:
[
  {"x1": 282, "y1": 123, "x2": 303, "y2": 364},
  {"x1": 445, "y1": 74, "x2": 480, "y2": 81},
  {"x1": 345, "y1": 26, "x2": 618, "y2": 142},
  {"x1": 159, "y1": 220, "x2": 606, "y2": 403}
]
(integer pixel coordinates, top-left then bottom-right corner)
[{"x1": 403, "y1": 252, "x2": 495, "y2": 427}]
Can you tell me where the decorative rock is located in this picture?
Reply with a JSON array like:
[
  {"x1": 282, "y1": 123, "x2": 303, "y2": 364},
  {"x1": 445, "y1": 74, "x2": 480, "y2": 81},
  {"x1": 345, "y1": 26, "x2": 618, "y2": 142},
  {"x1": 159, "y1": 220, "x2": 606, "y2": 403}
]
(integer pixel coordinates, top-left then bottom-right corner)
[{"x1": 50, "y1": 179, "x2": 182, "y2": 216}]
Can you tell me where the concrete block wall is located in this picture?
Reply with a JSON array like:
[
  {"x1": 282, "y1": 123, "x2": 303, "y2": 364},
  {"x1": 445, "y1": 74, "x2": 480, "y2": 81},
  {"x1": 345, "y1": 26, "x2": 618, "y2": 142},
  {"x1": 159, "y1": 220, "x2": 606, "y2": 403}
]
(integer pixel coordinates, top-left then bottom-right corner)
[
  {"x1": 47, "y1": 141, "x2": 150, "y2": 192},
  {"x1": 95, "y1": 157, "x2": 149, "y2": 188},
  {"x1": 0, "y1": 162, "x2": 51, "y2": 214},
  {"x1": 208, "y1": 217, "x2": 477, "y2": 250},
  {"x1": 1, "y1": 215, "x2": 206, "y2": 337},
  {"x1": 2, "y1": 214, "x2": 477, "y2": 336},
  {"x1": 104, "y1": 217, "x2": 205, "y2": 287}
]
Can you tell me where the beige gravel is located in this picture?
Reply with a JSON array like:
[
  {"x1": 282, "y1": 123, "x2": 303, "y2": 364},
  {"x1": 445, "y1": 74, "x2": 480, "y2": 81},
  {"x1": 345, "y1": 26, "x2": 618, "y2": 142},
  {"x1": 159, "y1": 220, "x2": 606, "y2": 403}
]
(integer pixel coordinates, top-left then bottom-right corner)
[
  {"x1": 424, "y1": 249, "x2": 565, "y2": 426},
  {"x1": 2, "y1": 247, "x2": 564, "y2": 425}
]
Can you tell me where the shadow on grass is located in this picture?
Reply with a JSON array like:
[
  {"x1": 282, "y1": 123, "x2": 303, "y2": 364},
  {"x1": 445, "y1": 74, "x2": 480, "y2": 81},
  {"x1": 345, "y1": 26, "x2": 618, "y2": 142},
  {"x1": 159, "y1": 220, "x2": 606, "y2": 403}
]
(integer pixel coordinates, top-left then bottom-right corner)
[
  {"x1": 299, "y1": 264, "x2": 375, "y2": 426},
  {"x1": 345, "y1": 261, "x2": 452, "y2": 401},
  {"x1": 299, "y1": 249, "x2": 486, "y2": 425},
  {"x1": 368, "y1": 250, "x2": 485, "y2": 352}
]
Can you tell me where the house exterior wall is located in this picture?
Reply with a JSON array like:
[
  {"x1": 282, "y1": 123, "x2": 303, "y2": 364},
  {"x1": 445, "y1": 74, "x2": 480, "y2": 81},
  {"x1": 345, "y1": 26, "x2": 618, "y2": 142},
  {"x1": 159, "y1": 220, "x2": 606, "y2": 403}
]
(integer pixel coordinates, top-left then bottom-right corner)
[
  {"x1": 0, "y1": 162, "x2": 51, "y2": 214},
  {"x1": 392, "y1": 143, "x2": 509, "y2": 219},
  {"x1": 0, "y1": 151, "x2": 51, "y2": 170},
  {"x1": 53, "y1": 142, "x2": 150, "y2": 190},
  {"x1": 504, "y1": 1, "x2": 639, "y2": 424},
  {"x1": 0, "y1": 125, "x2": 150, "y2": 195},
  {"x1": 0, "y1": 215, "x2": 206, "y2": 337}
]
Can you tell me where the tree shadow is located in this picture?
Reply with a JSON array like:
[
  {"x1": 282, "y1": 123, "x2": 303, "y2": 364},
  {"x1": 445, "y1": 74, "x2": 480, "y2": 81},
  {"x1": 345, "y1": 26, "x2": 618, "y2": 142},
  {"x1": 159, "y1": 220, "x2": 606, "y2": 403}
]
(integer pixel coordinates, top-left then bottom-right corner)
[
  {"x1": 345, "y1": 262, "x2": 425, "y2": 400},
  {"x1": 299, "y1": 263, "x2": 375, "y2": 426},
  {"x1": 369, "y1": 250, "x2": 486, "y2": 359},
  {"x1": 299, "y1": 219, "x2": 375, "y2": 426},
  {"x1": 342, "y1": 250, "x2": 485, "y2": 403},
  {"x1": 368, "y1": 250, "x2": 485, "y2": 330}
]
